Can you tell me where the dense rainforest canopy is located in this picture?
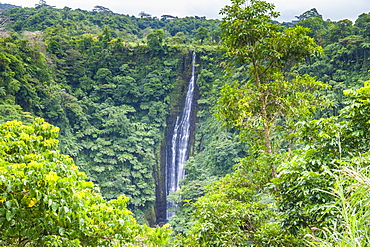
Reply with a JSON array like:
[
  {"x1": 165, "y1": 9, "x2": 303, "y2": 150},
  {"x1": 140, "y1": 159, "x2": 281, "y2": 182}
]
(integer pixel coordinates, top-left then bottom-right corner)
[{"x1": 0, "y1": 0, "x2": 370, "y2": 245}]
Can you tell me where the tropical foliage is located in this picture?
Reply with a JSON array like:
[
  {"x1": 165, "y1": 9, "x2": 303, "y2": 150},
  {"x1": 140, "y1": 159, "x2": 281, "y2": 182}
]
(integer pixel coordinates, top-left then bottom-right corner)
[
  {"x1": 0, "y1": 0, "x2": 370, "y2": 245},
  {"x1": 0, "y1": 118, "x2": 171, "y2": 246}
]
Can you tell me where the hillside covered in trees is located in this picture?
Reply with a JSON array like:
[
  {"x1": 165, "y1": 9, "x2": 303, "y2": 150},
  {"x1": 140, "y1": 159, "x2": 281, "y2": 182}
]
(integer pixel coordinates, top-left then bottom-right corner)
[{"x1": 0, "y1": 0, "x2": 370, "y2": 245}]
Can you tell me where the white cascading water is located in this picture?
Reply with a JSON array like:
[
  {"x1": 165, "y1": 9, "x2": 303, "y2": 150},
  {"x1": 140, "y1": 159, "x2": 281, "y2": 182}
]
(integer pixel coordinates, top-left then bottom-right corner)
[{"x1": 166, "y1": 52, "x2": 196, "y2": 220}]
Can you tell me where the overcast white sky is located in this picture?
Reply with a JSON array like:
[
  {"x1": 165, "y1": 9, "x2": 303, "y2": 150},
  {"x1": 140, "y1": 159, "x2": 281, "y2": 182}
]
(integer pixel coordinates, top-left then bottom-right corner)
[{"x1": 4, "y1": 0, "x2": 370, "y2": 22}]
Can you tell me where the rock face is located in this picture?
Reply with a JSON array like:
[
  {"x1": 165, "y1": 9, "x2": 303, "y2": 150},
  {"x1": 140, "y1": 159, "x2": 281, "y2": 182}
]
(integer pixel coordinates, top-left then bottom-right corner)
[
  {"x1": 155, "y1": 51, "x2": 198, "y2": 223},
  {"x1": 166, "y1": 52, "x2": 197, "y2": 220}
]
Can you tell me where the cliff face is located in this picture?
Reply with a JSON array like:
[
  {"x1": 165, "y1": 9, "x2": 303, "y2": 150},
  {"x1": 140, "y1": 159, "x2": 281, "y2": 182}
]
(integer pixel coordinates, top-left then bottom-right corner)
[{"x1": 155, "y1": 50, "x2": 199, "y2": 223}]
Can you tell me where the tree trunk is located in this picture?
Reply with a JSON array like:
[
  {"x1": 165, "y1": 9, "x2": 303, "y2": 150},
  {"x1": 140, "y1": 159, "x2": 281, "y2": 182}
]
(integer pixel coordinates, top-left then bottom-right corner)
[{"x1": 261, "y1": 95, "x2": 277, "y2": 179}]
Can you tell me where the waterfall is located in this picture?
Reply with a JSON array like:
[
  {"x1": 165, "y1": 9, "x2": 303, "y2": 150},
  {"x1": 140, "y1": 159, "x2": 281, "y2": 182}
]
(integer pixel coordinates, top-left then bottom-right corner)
[{"x1": 166, "y1": 52, "x2": 196, "y2": 220}]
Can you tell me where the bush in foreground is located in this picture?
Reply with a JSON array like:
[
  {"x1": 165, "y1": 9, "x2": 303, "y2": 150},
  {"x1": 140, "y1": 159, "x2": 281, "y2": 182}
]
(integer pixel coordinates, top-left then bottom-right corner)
[{"x1": 0, "y1": 118, "x2": 171, "y2": 246}]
